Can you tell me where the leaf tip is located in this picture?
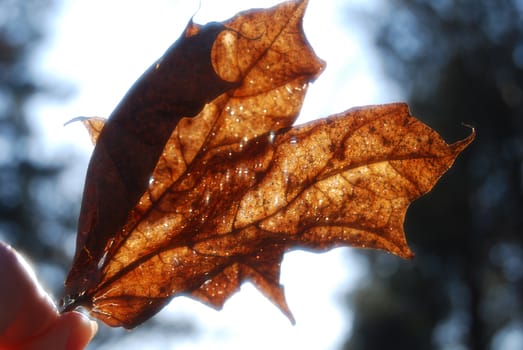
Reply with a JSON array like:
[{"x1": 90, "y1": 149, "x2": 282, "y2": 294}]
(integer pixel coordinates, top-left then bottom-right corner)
[
  {"x1": 453, "y1": 123, "x2": 476, "y2": 152},
  {"x1": 184, "y1": 18, "x2": 201, "y2": 38},
  {"x1": 401, "y1": 248, "x2": 416, "y2": 260},
  {"x1": 271, "y1": 284, "x2": 296, "y2": 325},
  {"x1": 63, "y1": 116, "x2": 89, "y2": 127}
]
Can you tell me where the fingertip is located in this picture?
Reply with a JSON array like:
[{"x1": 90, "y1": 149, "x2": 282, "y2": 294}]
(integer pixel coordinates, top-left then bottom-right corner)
[
  {"x1": 0, "y1": 241, "x2": 60, "y2": 345},
  {"x1": 0, "y1": 242, "x2": 97, "y2": 349},
  {"x1": 63, "y1": 311, "x2": 98, "y2": 350}
]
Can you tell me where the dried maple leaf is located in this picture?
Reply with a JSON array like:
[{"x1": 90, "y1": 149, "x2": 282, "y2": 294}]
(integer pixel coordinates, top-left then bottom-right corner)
[{"x1": 62, "y1": 0, "x2": 474, "y2": 329}]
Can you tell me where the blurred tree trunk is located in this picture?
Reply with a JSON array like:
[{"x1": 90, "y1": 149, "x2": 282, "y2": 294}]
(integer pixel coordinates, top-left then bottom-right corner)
[
  {"x1": 0, "y1": 0, "x2": 74, "y2": 289},
  {"x1": 343, "y1": 1, "x2": 523, "y2": 349}
]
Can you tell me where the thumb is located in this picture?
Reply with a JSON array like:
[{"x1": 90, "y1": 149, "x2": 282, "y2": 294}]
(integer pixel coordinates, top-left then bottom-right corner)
[
  {"x1": 0, "y1": 242, "x2": 97, "y2": 349},
  {"x1": 23, "y1": 311, "x2": 97, "y2": 350}
]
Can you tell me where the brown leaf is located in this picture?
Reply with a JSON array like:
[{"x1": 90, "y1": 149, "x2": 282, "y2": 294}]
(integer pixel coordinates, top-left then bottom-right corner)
[{"x1": 62, "y1": 0, "x2": 474, "y2": 329}]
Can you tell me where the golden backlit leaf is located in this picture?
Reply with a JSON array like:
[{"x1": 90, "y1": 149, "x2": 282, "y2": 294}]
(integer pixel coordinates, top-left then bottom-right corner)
[{"x1": 62, "y1": 0, "x2": 474, "y2": 329}]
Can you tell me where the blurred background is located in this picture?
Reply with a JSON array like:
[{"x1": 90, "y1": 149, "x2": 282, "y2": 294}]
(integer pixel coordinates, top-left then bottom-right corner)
[{"x1": 0, "y1": 0, "x2": 522, "y2": 349}]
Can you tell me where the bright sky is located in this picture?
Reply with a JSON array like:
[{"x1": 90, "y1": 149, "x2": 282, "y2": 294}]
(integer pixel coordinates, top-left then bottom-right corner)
[{"x1": 32, "y1": 0, "x2": 400, "y2": 349}]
